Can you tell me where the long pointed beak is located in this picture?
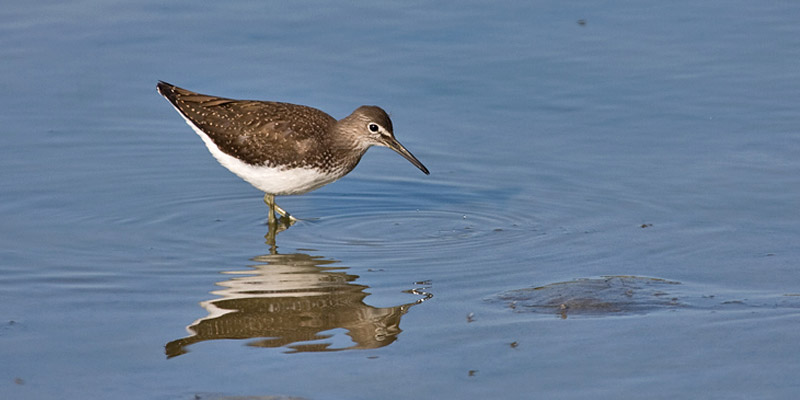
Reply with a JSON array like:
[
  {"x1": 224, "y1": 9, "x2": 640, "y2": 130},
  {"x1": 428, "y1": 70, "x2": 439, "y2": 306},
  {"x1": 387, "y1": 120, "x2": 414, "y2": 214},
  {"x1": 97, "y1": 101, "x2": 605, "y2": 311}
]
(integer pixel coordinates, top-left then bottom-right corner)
[{"x1": 383, "y1": 137, "x2": 430, "y2": 175}]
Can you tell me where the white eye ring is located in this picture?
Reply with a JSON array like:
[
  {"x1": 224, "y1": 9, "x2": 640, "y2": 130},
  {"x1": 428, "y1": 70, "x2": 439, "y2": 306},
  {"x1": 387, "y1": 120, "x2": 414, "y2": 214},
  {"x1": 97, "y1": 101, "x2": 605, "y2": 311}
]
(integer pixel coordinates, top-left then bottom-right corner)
[{"x1": 368, "y1": 123, "x2": 380, "y2": 133}]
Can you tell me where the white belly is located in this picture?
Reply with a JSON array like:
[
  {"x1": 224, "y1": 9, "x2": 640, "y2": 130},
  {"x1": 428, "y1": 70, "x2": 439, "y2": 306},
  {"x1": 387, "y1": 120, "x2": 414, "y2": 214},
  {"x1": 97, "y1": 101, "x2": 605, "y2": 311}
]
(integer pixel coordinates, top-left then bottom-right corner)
[{"x1": 180, "y1": 114, "x2": 342, "y2": 195}]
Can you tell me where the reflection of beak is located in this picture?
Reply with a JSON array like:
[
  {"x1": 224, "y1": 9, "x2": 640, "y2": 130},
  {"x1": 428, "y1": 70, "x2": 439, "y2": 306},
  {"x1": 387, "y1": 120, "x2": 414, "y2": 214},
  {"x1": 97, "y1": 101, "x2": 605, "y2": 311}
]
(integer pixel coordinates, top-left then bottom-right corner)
[{"x1": 383, "y1": 137, "x2": 430, "y2": 175}]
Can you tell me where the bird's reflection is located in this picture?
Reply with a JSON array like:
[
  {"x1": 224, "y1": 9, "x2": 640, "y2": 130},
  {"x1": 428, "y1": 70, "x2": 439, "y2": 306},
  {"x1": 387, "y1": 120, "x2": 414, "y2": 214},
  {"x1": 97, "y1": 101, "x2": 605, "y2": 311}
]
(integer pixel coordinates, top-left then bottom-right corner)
[
  {"x1": 166, "y1": 221, "x2": 432, "y2": 357},
  {"x1": 264, "y1": 216, "x2": 294, "y2": 253}
]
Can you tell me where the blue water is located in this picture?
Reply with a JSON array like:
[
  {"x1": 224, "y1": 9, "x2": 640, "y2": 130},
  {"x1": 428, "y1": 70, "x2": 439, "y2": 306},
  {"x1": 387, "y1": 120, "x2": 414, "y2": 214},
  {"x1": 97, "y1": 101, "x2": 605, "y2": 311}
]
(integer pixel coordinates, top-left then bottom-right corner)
[{"x1": 2, "y1": 1, "x2": 800, "y2": 399}]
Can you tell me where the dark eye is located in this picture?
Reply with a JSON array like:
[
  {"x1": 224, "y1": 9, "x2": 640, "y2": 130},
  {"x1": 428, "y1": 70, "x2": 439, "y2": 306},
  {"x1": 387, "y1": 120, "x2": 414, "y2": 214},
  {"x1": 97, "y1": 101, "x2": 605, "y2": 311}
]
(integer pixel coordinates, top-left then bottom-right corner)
[{"x1": 368, "y1": 123, "x2": 379, "y2": 132}]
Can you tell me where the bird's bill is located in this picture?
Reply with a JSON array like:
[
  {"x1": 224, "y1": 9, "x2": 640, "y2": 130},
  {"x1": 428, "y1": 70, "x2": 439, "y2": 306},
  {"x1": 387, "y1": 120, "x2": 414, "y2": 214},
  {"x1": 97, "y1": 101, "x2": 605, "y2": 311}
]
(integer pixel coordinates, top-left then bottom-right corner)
[{"x1": 384, "y1": 137, "x2": 430, "y2": 175}]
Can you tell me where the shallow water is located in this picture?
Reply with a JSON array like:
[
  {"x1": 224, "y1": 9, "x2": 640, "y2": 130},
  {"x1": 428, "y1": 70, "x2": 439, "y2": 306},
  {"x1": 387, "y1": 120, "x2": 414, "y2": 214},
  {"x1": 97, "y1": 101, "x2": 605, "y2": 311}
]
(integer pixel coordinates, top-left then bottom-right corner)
[{"x1": 2, "y1": 1, "x2": 800, "y2": 399}]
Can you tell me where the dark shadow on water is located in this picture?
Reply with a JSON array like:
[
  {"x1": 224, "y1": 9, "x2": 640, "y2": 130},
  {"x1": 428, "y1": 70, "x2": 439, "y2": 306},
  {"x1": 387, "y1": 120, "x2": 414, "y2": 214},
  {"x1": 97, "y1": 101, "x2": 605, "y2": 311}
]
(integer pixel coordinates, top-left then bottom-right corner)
[{"x1": 166, "y1": 221, "x2": 432, "y2": 358}]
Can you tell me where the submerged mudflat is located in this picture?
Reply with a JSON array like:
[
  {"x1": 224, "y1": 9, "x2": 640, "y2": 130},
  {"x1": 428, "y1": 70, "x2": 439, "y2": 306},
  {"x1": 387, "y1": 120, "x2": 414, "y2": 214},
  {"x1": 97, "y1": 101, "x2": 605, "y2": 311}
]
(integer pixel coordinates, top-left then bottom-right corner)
[{"x1": 490, "y1": 276, "x2": 800, "y2": 318}]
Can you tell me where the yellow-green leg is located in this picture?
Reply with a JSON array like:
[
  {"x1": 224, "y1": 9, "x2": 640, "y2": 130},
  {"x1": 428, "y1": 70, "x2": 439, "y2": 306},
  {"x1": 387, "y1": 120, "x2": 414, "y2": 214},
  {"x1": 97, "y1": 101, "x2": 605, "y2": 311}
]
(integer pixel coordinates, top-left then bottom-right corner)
[
  {"x1": 264, "y1": 194, "x2": 277, "y2": 225},
  {"x1": 274, "y1": 203, "x2": 296, "y2": 221},
  {"x1": 263, "y1": 194, "x2": 297, "y2": 222}
]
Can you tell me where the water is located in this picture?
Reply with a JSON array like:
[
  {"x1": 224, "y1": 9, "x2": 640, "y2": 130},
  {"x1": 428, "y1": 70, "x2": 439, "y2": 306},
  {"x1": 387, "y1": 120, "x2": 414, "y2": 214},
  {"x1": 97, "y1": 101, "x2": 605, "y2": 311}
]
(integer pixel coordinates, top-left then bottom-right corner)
[{"x1": 2, "y1": 1, "x2": 800, "y2": 399}]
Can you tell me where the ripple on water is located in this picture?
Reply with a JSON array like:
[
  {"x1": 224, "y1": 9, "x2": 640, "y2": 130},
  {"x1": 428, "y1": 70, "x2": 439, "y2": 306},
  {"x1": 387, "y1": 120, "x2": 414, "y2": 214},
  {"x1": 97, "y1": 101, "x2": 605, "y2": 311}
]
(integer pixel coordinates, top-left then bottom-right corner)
[{"x1": 289, "y1": 203, "x2": 544, "y2": 256}]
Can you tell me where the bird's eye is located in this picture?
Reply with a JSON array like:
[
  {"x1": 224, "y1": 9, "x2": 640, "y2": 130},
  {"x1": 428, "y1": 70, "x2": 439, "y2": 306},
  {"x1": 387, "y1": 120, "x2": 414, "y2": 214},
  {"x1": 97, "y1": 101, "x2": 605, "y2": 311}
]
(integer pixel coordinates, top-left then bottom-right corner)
[{"x1": 368, "y1": 123, "x2": 380, "y2": 133}]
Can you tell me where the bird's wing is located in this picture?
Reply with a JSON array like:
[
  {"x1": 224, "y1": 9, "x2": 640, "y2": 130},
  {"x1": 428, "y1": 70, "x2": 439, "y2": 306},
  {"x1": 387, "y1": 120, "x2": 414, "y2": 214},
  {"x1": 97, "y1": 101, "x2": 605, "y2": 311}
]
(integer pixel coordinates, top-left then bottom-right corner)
[{"x1": 157, "y1": 81, "x2": 336, "y2": 166}]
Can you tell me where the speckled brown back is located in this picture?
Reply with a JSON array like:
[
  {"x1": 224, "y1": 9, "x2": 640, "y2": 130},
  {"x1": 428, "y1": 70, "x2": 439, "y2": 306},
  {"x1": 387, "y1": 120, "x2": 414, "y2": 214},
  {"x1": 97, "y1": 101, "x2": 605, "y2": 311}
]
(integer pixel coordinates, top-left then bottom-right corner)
[{"x1": 157, "y1": 81, "x2": 350, "y2": 169}]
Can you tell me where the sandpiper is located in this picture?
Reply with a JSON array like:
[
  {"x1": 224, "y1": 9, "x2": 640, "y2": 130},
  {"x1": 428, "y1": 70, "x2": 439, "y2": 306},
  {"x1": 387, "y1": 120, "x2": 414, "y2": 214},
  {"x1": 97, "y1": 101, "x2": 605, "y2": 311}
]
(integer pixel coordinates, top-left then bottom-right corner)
[{"x1": 156, "y1": 81, "x2": 429, "y2": 223}]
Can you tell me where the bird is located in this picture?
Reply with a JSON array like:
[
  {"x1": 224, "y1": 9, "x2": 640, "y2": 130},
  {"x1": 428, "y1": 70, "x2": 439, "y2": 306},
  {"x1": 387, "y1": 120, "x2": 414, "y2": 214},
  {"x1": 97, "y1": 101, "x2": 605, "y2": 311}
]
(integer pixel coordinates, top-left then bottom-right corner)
[{"x1": 156, "y1": 81, "x2": 429, "y2": 223}]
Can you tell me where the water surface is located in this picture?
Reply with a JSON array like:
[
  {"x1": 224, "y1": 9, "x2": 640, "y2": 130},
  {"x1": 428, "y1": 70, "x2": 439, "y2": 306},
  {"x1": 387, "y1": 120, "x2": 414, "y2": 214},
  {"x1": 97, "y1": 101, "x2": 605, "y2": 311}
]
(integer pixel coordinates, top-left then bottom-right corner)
[{"x1": 2, "y1": 1, "x2": 800, "y2": 399}]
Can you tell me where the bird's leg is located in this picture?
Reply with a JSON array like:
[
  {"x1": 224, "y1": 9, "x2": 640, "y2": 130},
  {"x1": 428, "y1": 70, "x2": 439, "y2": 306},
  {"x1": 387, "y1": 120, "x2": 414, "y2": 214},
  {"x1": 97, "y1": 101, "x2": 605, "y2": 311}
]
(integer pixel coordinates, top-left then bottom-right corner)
[
  {"x1": 273, "y1": 203, "x2": 297, "y2": 221},
  {"x1": 264, "y1": 193, "x2": 298, "y2": 223},
  {"x1": 264, "y1": 193, "x2": 277, "y2": 225}
]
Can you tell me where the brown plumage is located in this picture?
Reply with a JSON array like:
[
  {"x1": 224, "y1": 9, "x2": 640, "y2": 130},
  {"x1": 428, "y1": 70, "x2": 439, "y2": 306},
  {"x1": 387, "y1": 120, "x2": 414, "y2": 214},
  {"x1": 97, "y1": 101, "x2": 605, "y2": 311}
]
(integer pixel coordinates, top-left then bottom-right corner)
[{"x1": 156, "y1": 81, "x2": 428, "y2": 220}]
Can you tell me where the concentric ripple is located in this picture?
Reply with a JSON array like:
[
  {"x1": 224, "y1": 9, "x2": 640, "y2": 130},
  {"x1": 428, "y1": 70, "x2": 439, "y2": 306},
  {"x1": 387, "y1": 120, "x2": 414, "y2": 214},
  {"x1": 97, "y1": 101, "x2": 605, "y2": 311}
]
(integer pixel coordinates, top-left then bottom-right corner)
[{"x1": 286, "y1": 202, "x2": 544, "y2": 256}]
